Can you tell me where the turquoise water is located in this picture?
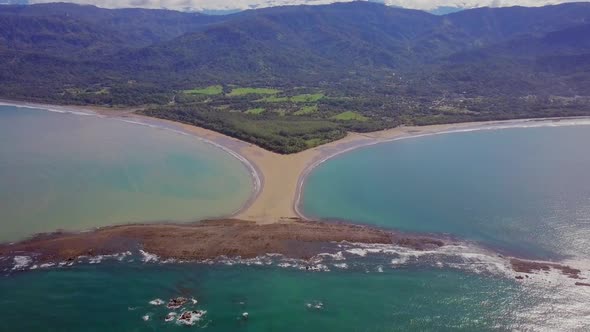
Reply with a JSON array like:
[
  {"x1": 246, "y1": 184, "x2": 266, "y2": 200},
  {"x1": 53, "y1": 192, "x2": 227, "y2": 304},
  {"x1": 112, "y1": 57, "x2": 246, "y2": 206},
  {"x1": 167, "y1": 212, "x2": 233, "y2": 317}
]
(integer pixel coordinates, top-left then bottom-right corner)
[
  {"x1": 0, "y1": 105, "x2": 252, "y2": 242},
  {"x1": 303, "y1": 125, "x2": 590, "y2": 259},
  {"x1": 2, "y1": 113, "x2": 590, "y2": 331},
  {"x1": 0, "y1": 261, "x2": 538, "y2": 331}
]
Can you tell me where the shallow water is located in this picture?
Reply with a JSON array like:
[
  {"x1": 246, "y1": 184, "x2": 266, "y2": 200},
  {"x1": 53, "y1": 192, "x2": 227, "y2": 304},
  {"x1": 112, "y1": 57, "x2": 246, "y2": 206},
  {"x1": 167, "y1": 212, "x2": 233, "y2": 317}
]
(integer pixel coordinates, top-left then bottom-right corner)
[
  {"x1": 0, "y1": 105, "x2": 252, "y2": 242},
  {"x1": 303, "y1": 125, "x2": 590, "y2": 259}
]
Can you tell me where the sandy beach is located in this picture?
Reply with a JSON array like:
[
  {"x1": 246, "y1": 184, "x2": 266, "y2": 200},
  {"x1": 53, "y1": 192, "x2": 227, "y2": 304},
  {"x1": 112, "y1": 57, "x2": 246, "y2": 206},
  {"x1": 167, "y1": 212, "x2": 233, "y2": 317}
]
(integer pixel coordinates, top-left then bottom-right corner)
[{"x1": 4, "y1": 99, "x2": 590, "y2": 224}]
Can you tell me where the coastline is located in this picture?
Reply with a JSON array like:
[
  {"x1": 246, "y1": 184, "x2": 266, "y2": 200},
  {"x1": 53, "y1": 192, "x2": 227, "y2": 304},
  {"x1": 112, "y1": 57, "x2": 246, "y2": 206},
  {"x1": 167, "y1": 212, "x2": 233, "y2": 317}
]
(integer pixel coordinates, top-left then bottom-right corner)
[
  {"x1": 2, "y1": 99, "x2": 590, "y2": 284},
  {"x1": 3, "y1": 99, "x2": 590, "y2": 223}
]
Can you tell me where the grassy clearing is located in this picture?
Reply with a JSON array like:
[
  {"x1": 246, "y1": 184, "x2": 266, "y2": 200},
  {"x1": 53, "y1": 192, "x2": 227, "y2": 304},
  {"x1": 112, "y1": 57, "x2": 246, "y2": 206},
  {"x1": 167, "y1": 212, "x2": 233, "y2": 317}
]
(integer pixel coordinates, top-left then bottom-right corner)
[
  {"x1": 305, "y1": 138, "x2": 324, "y2": 148},
  {"x1": 65, "y1": 87, "x2": 110, "y2": 95},
  {"x1": 245, "y1": 107, "x2": 265, "y2": 115},
  {"x1": 294, "y1": 105, "x2": 318, "y2": 115},
  {"x1": 257, "y1": 95, "x2": 289, "y2": 103},
  {"x1": 257, "y1": 93, "x2": 324, "y2": 103},
  {"x1": 229, "y1": 87, "x2": 281, "y2": 96},
  {"x1": 332, "y1": 111, "x2": 369, "y2": 121},
  {"x1": 291, "y1": 93, "x2": 324, "y2": 103},
  {"x1": 183, "y1": 85, "x2": 223, "y2": 95}
]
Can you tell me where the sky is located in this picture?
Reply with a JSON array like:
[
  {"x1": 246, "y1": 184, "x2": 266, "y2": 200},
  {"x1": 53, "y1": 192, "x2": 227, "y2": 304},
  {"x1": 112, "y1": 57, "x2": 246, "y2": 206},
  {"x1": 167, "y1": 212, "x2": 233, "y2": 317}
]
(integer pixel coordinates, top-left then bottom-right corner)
[{"x1": 23, "y1": 0, "x2": 588, "y2": 12}]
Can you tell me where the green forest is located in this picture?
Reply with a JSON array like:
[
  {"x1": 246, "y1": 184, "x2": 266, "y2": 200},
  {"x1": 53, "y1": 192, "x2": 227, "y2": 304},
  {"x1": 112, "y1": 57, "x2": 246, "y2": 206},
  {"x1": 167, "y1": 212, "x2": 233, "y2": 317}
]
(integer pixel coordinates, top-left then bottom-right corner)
[{"x1": 2, "y1": 2, "x2": 590, "y2": 153}]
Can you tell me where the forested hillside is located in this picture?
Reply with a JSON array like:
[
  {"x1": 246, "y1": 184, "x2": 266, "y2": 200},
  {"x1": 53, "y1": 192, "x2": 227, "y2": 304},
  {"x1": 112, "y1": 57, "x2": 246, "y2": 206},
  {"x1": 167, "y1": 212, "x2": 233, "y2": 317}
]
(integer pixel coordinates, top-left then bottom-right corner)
[{"x1": 1, "y1": 2, "x2": 590, "y2": 152}]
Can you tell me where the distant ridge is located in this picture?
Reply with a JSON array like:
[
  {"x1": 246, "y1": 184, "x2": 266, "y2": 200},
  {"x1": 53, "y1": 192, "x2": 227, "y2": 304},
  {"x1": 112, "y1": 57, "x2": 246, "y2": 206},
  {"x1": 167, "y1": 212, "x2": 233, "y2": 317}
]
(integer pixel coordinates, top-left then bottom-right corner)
[
  {"x1": 2, "y1": 1, "x2": 590, "y2": 96},
  {"x1": 1, "y1": 1, "x2": 590, "y2": 153}
]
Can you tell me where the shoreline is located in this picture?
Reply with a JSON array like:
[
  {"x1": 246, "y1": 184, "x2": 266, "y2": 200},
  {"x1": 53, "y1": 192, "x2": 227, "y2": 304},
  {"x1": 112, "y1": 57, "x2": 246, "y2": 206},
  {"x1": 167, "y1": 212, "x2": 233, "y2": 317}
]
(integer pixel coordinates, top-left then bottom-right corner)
[
  {"x1": 3, "y1": 99, "x2": 590, "y2": 223},
  {"x1": 2, "y1": 99, "x2": 590, "y2": 283}
]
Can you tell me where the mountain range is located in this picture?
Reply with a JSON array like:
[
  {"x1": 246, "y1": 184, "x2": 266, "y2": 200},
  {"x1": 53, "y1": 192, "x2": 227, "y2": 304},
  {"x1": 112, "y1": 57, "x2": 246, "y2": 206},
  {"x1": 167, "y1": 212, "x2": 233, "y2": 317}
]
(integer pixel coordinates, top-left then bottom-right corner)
[
  {"x1": 2, "y1": 1, "x2": 590, "y2": 152},
  {"x1": 1, "y1": 2, "x2": 590, "y2": 101}
]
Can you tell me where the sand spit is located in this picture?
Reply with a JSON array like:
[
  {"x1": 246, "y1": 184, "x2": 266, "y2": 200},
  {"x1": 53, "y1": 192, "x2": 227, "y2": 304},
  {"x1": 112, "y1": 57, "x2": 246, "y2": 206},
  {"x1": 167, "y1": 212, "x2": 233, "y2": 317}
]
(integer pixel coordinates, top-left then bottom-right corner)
[
  {"x1": 141, "y1": 114, "x2": 590, "y2": 222},
  {"x1": 124, "y1": 114, "x2": 590, "y2": 223}
]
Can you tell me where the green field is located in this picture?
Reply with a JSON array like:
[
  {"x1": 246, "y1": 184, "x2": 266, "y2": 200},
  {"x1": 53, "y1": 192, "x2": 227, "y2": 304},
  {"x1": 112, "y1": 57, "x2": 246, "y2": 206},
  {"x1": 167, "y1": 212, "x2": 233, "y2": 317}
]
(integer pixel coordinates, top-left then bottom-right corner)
[
  {"x1": 141, "y1": 86, "x2": 394, "y2": 153},
  {"x1": 182, "y1": 85, "x2": 223, "y2": 95},
  {"x1": 294, "y1": 105, "x2": 318, "y2": 115},
  {"x1": 332, "y1": 111, "x2": 369, "y2": 121},
  {"x1": 257, "y1": 93, "x2": 324, "y2": 103},
  {"x1": 245, "y1": 107, "x2": 266, "y2": 115},
  {"x1": 257, "y1": 95, "x2": 290, "y2": 103},
  {"x1": 229, "y1": 87, "x2": 281, "y2": 96},
  {"x1": 291, "y1": 93, "x2": 324, "y2": 103}
]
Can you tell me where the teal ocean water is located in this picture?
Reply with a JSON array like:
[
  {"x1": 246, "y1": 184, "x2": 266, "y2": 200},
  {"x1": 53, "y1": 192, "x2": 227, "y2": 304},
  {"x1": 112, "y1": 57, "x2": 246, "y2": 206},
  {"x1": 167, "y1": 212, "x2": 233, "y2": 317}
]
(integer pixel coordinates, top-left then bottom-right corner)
[
  {"x1": 2, "y1": 111, "x2": 590, "y2": 331},
  {"x1": 303, "y1": 125, "x2": 590, "y2": 260},
  {"x1": 0, "y1": 260, "x2": 559, "y2": 331},
  {"x1": 0, "y1": 105, "x2": 252, "y2": 242}
]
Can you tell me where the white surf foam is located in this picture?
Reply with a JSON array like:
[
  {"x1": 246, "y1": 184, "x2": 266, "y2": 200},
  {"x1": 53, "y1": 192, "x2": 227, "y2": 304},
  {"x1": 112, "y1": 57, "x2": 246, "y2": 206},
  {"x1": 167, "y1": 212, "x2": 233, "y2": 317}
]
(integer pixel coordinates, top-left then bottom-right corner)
[
  {"x1": 139, "y1": 250, "x2": 159, "y2": 263},
  {"x1": 12, "y1": 256, "x2": 32, "y2": 270},
  {"x1": 333, "y1": 263, "x2": 349, "y2": 269},
  {"x1": 149, "y1": 299, "x2": 165, "y2": 306}
]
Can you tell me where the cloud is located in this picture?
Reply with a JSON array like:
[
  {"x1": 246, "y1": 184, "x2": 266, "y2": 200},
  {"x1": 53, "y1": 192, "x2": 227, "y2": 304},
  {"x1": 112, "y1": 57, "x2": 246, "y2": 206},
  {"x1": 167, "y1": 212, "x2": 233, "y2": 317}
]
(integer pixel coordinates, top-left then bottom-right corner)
[
  {"x1": 28, "y1": 0, "x2": 355, "y2": 11},
  {"x1": 384, "y1": 0, "x2": 583, "y2": 10},
  {"x1": 27, "y1": 0, "x2": 587, "y2": 11}
]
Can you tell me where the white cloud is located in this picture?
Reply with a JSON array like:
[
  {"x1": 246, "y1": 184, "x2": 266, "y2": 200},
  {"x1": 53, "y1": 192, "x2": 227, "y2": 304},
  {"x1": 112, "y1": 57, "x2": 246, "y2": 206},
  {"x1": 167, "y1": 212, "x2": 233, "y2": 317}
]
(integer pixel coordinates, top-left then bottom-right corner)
[
  {"x1": 384, "y1": 0, "x2": 583, "y2": 10},
  {"x1": 27, "y1": 0, "x2": 588, "y2": 11},
  {"x1": 28, "y1": 0, "x2": 354, "y2": 11}
]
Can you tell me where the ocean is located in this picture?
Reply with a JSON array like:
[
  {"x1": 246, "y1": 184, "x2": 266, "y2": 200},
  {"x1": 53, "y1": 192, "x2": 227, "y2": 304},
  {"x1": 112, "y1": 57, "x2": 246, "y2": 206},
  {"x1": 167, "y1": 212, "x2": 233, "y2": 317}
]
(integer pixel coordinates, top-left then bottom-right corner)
[
  {"x1": 1, "y1": 108, "x2": 590, "y2": 330},
  {"x1": 303, "y1": 125, "x2": 590, "y2": 260}
]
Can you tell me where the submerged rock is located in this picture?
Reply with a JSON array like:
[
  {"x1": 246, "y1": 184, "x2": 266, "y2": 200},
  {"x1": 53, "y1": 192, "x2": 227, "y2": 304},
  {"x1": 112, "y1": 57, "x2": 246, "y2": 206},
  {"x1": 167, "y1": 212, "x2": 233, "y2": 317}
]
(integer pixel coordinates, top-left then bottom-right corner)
[
  {"x1": 177, "y1": 310, "x2": 207, "y2": 326},
  {"x1": 167, "y1": 297, "x2": 188, "y2": 309}
]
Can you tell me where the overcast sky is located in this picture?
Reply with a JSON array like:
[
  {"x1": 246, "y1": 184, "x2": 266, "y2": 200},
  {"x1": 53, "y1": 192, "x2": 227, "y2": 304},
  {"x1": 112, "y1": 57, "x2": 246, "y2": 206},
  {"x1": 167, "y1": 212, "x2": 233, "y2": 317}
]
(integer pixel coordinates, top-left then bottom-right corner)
[{"x1": 27, "y1": 0, "x2": 586, "y2": 11}]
